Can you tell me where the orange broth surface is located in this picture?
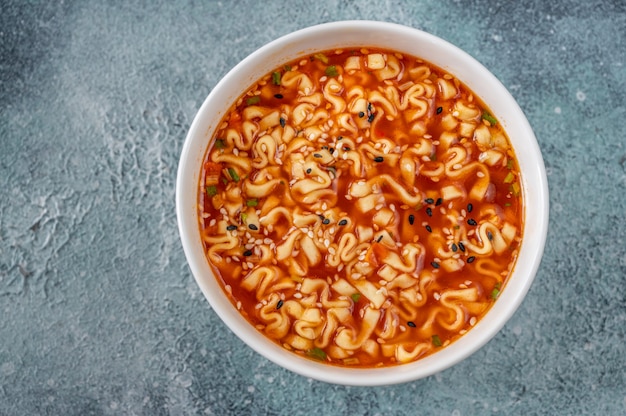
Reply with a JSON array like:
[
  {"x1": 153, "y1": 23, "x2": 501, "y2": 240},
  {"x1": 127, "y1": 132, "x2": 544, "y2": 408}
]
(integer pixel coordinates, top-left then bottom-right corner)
[{"x1": 198, "y1": 48, "x2": 523, "y2": 367}]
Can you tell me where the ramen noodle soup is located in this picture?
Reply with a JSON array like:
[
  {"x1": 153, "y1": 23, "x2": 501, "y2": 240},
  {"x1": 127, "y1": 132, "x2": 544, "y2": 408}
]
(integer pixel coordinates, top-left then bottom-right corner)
[{"x1": 198, "y1": 48, "x2": 522, "y2": 367}]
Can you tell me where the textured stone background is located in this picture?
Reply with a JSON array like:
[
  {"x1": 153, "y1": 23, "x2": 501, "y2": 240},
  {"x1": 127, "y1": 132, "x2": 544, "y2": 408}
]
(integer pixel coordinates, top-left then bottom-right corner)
[{"x1": 1, "y1": 1, "x2": 625, "y2": 415}]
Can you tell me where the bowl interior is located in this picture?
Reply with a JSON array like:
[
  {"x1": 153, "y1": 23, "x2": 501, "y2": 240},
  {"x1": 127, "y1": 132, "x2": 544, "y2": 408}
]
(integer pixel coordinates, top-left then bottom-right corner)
[{"x1": 176, "y1": 20, "x2": 549, "y2": 386}]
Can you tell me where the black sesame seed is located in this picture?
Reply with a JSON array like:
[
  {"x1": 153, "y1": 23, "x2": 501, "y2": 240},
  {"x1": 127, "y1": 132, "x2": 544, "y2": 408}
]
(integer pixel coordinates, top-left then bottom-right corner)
[
  {"x1": 248, "y1": 224, "x2": 259, "y2": 231},
  {"x1": 436, "y1": 106, "x2": 443, "y2": 114},
  {"x1": 276, "y1": 299, "x2": 284, "y2": 309},
  {"x1": 376, "y1": 235, "x2": 384, "y2": 243},
  {"x1": 425, "y1": 198, "x2": 435, "y2": 204},
  {"x1": 467, "y1": 256, "x2": 476, "y2": 263},
  {"x1": 329, "y1": 148, "x2": 334, "y2": 154},
  {"x1": 313, "y1": 153, "x2": 322, "y2": 158},
  {"x1": 487, "y1": 231, "x2": 493, "y2": 241},
  {"x1": 431, "y1": 261, "x2": 440, "y2": 269},
  {"x1": 368, "y1": 102, "x2": 373, "y2": 113},
  {"x1": 306, "y1": 168, "x2": 312, "y2": 174},
  {"x1": 343, "y1": 146, "x2": 351, "y2": 151},
  {"x1": 358, "y1": 111, "x2": 365, "y2": 118},
  {"x1": 243, "y1": 250, "x2": 253, "y2": 257},
  {"x1": 425, "y1": 225, "x2": 432, "y2": 233},
  {"x1": 408, "y1": 214, "x2": 415, "y2": 225},
  {"x1": 367, "y1": 114, "x2": 375, "y2": 122},
  {"x1": 426, "y1": 207, "x2": 433, "y2": 217},
  {"x1": 407, "y1": 321, "x2": 416, "y2": 328},
  {"x1": 374, "y1": 156, "x2": 384, "y2": 163},
  {"x1": 280, "y1": 117, "x2": 286, "y2": 127},
  {"x1": 323, "y1": 218, "x2": 330, "y2": 225},
  {"x1": 451, "y1": 243, "x2": 458, "y2": 252},
  {"x1": 338, "y1": 219, "x2": 348, "y2": 226},
  {"x1": 458, "y1": 242, "x2": 466, "y2": 252},
  {"x1": 337, "y1": 136, "x2": 343, "y2": 141},
  {"x1": 226, "y1": 225, "x2": 237, "y2": 231},
  {"x1": 274, "y1": 93, "x2": 283, "y2": 99},
  {"x1": 467, "y1": 203, "x2": 473, "y2": 213},
  {"x1": 436, "y1": 198, "x2": 443, "y2": 206},
  {"x1": 467, "y1": 218, "x2": 477, "y2": 226}
]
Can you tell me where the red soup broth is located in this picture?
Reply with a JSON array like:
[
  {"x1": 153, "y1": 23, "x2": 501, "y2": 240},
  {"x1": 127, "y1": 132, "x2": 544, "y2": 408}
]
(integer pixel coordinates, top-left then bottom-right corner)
[{"x1": 198, "y1": 48, "x2": 522, "y2": 367}]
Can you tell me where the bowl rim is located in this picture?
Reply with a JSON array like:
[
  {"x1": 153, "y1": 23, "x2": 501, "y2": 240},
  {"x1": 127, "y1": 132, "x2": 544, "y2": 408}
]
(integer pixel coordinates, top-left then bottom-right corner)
[{"x1": 176, "y1": 20, "x2": 549, "y2": 386}]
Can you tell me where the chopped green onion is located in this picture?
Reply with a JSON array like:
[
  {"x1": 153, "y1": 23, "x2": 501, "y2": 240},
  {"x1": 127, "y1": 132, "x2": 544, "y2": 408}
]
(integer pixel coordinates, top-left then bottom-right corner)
[
  {"x1": 504, "y1": 202, "x2": 512, "y2": 207},
  {"x1": 507, "y1": 159, "x2": 514, "y2": 170},
  {"x1": 283, "y1": 64, "x2": 292, "y2": 71},
  {"x1": 510, "y1": 182, "x2": 521, "y2": 196},
  {"x1": 325, "y1": 65, "x2": 339, "y2": 77},
  {"x1": 491, "y1": 288, "x2": 501, "y2": 299},
  {"x1": 314, "y1": 53, "x2": 329, "y2": 64},
  {"x1": 482, "y1": 111, "x2": 498, "y2": 125},
  {"x1": 205, "y1": 185, "x2": 217, "y2": 196},
  {"x1": 272, "y1": 71, "x2": 281, "y2": 85},
  {"x1": 221, "y1": 177, "x2": 228, "y2": 185},
  {"x1": 246, "y1": 199, "x2": 258, "y2": 207},
  {"x1": 429, "y1": 152, "x2": 437, "y2": 161},
  {"x1": 214, "y1": 139, "x2": 225, "y2": 149},
  {"x1": 240, "y1": 212, "x2": 248, "y2": 223},
  {"x1": 432, "y1": 335, "x2": 443, "y2": 347},
  {"x1": 246, "y1": 96, "x2": 260, "y2": 106},
  {"x1": 350, "y1": 293, "x2": 361, "y2": 303},
  {"x1": 504, "y1": 172, "x2": 515, "y2": 184},
  {"x1": 228, "y1": 168, "x2": 239, "y2": 182},
  {"x1": 306, "y1": 347, "x2": 327, "y2": 361}
]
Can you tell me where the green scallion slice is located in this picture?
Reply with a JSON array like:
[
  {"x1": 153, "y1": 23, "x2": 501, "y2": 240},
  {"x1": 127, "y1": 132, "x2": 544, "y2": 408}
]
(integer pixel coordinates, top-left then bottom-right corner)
[
  {"x1": 306, "y1": 347, "x2": 327, "y2": 361},
  {"x1": 432, "y1": 335, "x2": 443, "y2": 347},
  {"x1": 246, "y1": 96, "x2": 260, "y2": 106},
  {"x1": 350, "y1": 293, "x2": 361, "y2": 303},
  {"x1": 205, "y1": 185, "x2": 217, "y2": 196},
  {"x1": 325, "y1": 65, "x2": 339, "y2": 77},
  {"x1": 503, "y1": 172, "x2": 515, "y2": 184},
  {"x1": 482, "y1": 111, "x2": 498, "y2": 125},
  {"x1": 314, "y1": 53, "x2": 329, "y2": 64},
  {"x1": 228, "y1": 168, "x2": 239, "y2": 182},
  {"x1": 272, "y1": 71, "x2": 281, "y2": 86},
  {"x1": 246, "y1": 199, "x2": 258, "y2": 207},
  {"x1": 506, "y1": 159, "x2": 514, "y2": 170}
]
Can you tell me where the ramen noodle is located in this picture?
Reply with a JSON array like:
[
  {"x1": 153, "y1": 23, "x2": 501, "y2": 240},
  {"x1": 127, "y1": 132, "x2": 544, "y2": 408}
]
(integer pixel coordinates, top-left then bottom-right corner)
[{"x1": 198, "y1": 48, "x2": 522, "y2": 367}]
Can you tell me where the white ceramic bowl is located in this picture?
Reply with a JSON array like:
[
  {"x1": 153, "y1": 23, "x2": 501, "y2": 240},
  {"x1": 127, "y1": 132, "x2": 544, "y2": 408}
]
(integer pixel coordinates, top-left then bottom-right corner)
[{"x1": 176, "y1": 21, "x2": 549, "y2": 386}]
